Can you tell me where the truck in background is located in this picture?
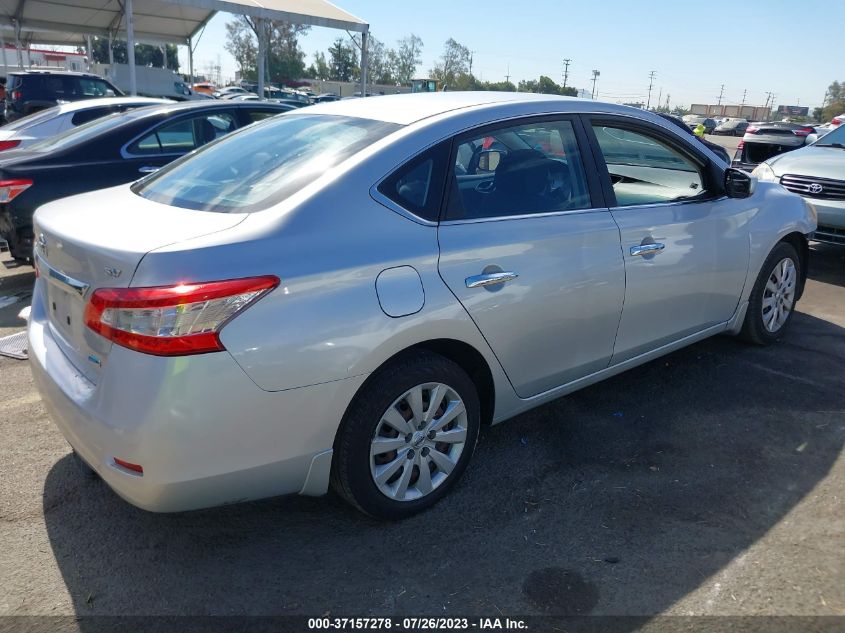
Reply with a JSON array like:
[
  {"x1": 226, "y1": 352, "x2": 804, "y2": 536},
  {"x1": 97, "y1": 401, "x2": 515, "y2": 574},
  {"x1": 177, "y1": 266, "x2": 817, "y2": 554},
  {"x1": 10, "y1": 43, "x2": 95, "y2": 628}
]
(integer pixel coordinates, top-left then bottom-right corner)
[{"x1": 90, "y1": 63, "x2": 207, "y2": 101}]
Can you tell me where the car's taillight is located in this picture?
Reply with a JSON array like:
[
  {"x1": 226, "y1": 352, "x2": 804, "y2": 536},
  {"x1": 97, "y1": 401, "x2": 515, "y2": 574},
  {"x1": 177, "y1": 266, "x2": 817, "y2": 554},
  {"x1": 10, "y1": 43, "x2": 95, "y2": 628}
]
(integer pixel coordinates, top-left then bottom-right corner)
[
  {"x1": 11, "y1": 90, "x2": 22, "y2": 100},
  {"x1": 0, "y1": 140, "x2": 21, "y2": 151},
  {"x1": 737, "y1": 140, "x2": 744, "y2": 149},
  {"x1": 745, "y1": 126, "x2": 758, "y2": 134},
  {"x1": 0, "y1": 178, "x2": 32, "y2": 202},
  {"x1": 83, "y1": 276, "x2": 279, "y2": 356},
  {"x1": 793, "y1": 127, "x2": 815, "y2": 137},
  {"x1": 832, "y1": 117, "x2": 842, "y2": 126}
]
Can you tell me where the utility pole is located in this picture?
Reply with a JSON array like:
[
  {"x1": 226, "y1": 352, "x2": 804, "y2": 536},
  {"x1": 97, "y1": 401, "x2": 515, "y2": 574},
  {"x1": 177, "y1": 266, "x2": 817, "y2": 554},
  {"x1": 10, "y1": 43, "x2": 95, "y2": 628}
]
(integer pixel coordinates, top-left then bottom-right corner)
[
  {"x1": 591, "y1": 69, "x2": 600, "y2": 99},
  {"x1": 468, "y1": 51, "x2": 475, "y2": 76},
  {"x1": 562, "y1": 58, "x2": 571, "y2": 88},
  {"x1": 717, "y1": 84, "x2": 724, "y2": 106},
  {"x1": 656, "y1": 87, "x2": 662, "y2": 111},
  {"x1": 505, "y1": 63, "x2": 510, "y2": 86},
  {"x1": 740, "y1": 89, "x2": 746, "y2": 107},
  {"x1": 646, "y1": 70, "x2": 656, "y2": 109},
  {"x1": 665, "y1": 93, "x2": 671, "y2": 110}
]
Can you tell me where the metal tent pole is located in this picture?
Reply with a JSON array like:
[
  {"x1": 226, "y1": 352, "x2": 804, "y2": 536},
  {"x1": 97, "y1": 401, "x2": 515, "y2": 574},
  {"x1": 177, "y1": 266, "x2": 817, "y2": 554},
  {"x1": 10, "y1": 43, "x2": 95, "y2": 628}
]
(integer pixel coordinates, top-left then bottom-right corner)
[
  {"x1": 256, "y1": 18, "x2": 266, "y2": 99},
  {"x1": 124, "y1": 0, "x2": 137, "y2": 94},
  {"x1": 360, "y1": 29, "x2": 368, "y2": 97}
]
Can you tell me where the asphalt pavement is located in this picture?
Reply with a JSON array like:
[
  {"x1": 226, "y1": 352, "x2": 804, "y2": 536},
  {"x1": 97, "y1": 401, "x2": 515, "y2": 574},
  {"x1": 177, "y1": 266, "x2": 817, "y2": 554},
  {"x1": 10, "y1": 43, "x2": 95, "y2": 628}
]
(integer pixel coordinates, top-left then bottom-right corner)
[{"x1": 0, "y1": 143, "x2": 843, "y2": 625}]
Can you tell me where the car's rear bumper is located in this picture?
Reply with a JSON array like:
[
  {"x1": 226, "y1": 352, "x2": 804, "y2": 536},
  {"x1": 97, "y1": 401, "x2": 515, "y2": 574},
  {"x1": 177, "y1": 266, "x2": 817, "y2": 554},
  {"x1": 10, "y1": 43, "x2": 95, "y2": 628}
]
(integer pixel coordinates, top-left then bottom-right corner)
[{"x1": 28, "y1": 284, "x2": 365, "y2": 512}]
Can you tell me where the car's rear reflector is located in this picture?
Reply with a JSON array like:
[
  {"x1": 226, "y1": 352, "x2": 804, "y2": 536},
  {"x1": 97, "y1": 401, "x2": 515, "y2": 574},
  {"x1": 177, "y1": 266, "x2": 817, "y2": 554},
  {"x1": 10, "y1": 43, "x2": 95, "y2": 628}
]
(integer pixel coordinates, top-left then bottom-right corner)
[
  {"x1": 113, "y1": 458, "x2": 144, "y2": 474},
  {"x1": 84, "y1": 276, "x2": 279, "y2": 356},
  {"x1": 0, "y1": 140, "x2": 22, "y2": 152},
  {"x1": 0, "y1": 178, "x2": 32, "y2": 203},
  {"x1": 793, "y1": 127, "x2": 815, "y2": 137}
]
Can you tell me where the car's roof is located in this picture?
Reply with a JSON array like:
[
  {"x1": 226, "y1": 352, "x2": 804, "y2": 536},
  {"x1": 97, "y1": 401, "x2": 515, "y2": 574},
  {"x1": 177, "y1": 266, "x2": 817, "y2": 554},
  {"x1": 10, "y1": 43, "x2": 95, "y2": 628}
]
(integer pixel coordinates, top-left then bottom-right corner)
[
  {"x1": 55, "y1": 96, "x2": 172, "y2": 113},
  {"x1": 8, "y1": 70, "x2": 103, "y2": 78},
  {"x1": 303, "y1": 91, "x2": 652, "y2": 125}
]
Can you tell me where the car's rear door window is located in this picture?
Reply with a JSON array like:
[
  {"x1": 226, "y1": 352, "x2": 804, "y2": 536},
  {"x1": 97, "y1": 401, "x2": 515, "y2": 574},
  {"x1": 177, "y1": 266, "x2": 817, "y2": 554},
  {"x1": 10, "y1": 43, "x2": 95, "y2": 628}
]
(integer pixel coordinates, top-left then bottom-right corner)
[
  {"x1": 591, "y1": 123, "x2": 706, "y2": 206},
  {"x1": 128, "y1": 112, "x2": 237, "y2": 155}
]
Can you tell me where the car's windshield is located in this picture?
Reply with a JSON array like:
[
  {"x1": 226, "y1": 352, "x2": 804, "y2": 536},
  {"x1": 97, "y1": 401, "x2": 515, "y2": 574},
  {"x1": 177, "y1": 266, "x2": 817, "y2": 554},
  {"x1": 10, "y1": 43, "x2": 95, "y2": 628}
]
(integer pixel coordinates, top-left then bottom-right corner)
[
  {"x1": 133, "y1": 114, "x2": 401, "y2": 213},
  {"x1": 26, "y1": 112, "x2": 129, "y2": 153},
  {"x1": 815, "y1": 125, "x2": 845, "y2": 146},
  {"x1": 0, "y1": 106, "x2": 62, "y2": 131}
]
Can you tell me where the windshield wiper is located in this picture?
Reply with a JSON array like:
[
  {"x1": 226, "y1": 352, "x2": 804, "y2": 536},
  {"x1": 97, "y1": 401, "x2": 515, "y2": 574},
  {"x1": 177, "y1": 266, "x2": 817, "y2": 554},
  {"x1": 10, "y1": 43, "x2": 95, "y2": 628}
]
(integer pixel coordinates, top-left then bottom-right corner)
[{"x1": 815, "y1": 143, "x2": 845, "y2": 149}]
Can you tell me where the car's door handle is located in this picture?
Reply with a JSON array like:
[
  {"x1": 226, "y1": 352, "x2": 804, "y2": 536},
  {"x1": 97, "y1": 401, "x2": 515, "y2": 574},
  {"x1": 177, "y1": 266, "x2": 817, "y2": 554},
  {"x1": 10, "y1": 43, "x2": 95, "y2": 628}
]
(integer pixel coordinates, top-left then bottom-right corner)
[
  {"x1": 138, "y1": 166, "x2": 159, "y2": 174},
  {"x1": 630, "y1": 243, "x2": 665, "y2": 257},
  {"x1": 465, "y1": 271, "x2": 519, "y2": 288}
]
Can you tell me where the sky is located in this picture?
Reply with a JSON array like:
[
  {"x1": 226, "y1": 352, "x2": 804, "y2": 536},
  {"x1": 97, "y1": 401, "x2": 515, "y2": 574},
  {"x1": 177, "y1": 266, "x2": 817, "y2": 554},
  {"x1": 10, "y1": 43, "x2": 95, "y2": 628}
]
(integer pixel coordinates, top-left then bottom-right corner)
[{"x1": 178, "y1": 0, "x2": 837, "y2": 111}]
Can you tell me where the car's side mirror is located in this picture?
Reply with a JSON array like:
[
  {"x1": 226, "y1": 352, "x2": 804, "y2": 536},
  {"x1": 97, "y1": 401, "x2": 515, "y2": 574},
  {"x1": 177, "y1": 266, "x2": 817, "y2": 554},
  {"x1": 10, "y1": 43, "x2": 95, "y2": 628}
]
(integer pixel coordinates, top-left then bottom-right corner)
[
  {"x1": 477, "y1": 149, "x2": 504, "y2": 172},
  {"x1": 724, "y1": 168, "x2": 753, "y2": 198}
]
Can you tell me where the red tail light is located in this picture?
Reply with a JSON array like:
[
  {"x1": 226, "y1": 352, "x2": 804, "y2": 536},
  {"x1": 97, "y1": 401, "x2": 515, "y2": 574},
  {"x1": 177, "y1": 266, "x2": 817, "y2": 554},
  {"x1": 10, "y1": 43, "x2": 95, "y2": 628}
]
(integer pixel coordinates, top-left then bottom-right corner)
[
  {"x1": 0, "y1": 178, "x2": 32, "y2": 203},
  {"x1": 832, "y1": 117, "x2": 842, "y2": 126},
  {"x1": 0, "y1": 140, "x2": 21, "y2": 152},
  {"x1": 11, "y1": 90, "x2": 22, "y2": 100},
  {"x1": 737, "y1": 140, "x2": 744, "y2": 149},
  {"x1": 745, "y1": 126, "x2": 758, "y2": 134},
  {"x1": 793, "y1": 127, "x2": 815, "y2": 137},
  {"x1": 84, "y1": 276, "x2": 279, "y2": 356}
]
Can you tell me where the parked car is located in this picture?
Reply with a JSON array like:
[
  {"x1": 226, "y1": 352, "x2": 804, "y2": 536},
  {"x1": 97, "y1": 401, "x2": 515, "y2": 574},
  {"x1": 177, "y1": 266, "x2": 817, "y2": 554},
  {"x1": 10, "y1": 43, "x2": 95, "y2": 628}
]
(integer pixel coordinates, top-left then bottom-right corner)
[
  {"x1": 713, "y1": 118, "x2": 749, "y2": 136},
  {"x1": 656, "y1": 113, "x2": 731, "y2": 163},
  {"x1": 4, "y1": 70, "x2": 123, "y2": 123},
  {"x1": 312, "y1": 93, "x2": 341, "y2": 104},
  {"x1": 27, "y1": 93, "x2": 814, "y2": 519},
  {"x1": 732, "y1": 121, "x2": 818, "y2": 171},
  {"x1": 0, "y1": 101, "x2": 292, "y2": 260},
  {"x1": 753, "y1": 123, "x2": 845, "y2": 244},
  {"x1": 0, "y1": 97, "x2": 171, "y2": 152},
  {"x1": 219, "y1": 91, "x2": 257, "y2": 100},
  {"x1": 192, "y1": 82, "x2": 216, "y2": 96},
  {"x1": 682, "y1": 115, "x2": 717, "y2": 134},
  {"x1": 212, "y1": 86, "x2": 248, "y2": 99}
]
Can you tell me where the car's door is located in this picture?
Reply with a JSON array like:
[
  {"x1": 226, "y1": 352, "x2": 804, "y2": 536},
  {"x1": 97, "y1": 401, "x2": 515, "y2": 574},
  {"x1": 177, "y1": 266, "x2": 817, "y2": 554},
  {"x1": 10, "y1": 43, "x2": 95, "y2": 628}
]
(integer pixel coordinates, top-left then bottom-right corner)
[
  {"x1": 585, "y1": 116, "x2": 752, "y2": 364},
  {"x1": 436, "y1": 116, "x2": 626, "y2": 398}
]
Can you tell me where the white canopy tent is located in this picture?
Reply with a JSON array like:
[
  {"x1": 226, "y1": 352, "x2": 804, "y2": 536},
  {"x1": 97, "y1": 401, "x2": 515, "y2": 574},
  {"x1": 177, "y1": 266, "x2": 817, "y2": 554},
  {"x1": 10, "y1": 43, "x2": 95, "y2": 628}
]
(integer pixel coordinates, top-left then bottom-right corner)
[{"x1": 0, "y1": 0, "x2": 369, "y2": 97}]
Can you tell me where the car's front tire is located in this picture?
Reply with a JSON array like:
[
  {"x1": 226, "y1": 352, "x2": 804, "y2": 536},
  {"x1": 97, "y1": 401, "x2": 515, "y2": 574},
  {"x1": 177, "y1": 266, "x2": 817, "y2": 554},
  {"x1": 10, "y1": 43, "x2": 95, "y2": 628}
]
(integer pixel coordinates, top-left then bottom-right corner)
[
  {"x1": 331, "y1": 351, "x2": 480, "y2": 520},
  {"x1": 740, "y1": 241, "x2": 801, "y2": 345}
]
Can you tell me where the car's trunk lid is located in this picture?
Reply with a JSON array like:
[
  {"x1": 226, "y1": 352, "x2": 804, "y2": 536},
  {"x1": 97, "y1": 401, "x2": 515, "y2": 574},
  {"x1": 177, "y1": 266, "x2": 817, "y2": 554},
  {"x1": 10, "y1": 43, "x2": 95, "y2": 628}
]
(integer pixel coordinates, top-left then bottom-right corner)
[{"x1": 33, "y1": 185, "x2": 247, "y2": 384}]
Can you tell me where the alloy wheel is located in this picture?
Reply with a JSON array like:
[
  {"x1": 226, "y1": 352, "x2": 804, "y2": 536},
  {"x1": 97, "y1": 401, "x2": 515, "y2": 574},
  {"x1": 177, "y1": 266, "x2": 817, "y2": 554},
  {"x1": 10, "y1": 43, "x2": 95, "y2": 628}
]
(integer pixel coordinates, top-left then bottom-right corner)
[{"x1": 762, "y1": 257, "x2": 796, "y2": 333}]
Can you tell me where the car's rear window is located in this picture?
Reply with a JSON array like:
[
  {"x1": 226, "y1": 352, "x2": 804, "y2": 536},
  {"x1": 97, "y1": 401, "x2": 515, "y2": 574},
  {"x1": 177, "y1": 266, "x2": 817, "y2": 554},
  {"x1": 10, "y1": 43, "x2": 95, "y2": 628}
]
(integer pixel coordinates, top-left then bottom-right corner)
[
  {"x1": 133, "y1": 114, "x2": 401, "y2": 213},
  {"x1": 26, "y1": 112, "x2": 130, "y2": 153}
]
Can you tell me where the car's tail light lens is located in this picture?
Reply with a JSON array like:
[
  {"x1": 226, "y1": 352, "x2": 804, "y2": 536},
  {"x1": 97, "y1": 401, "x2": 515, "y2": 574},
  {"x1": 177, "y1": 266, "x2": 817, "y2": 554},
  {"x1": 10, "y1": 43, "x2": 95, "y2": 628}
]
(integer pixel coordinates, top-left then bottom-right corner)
[
  {"x1": 832, "y1": 117, "x2": 842, "y2": 126},
  {"x1": 745, "y1": 126, "x2": 758, "y2": 134},
  {"x1": 0, "y1": 140, "x2": 21, "y2": 152},
  {"x1": 84, "y1": 276, "x2": 279, "y2": 356},
  {"x1": 11, "y1": 90, "x2": 22, "y2": 101},
  {"x1": 737, "y1": 140, "x2": 744, "y2": 149},
  {"x1": 0, "y1": 178, "x2": 32, "y2": 202},
  {"x1": 793, "y1": 127, "x2": 815, "y2": 137}
]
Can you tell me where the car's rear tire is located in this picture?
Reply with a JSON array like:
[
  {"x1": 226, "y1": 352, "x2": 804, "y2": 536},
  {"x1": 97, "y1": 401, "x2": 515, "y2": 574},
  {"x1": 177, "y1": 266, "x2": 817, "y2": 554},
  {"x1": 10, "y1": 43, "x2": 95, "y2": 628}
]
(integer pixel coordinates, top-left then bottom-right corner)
[
  {"x1": 740, "y1": 241, "x2": 801, "y2": 345},
  {"x1": 331, "y1": 351, "x2": 481, "y2": 520}
]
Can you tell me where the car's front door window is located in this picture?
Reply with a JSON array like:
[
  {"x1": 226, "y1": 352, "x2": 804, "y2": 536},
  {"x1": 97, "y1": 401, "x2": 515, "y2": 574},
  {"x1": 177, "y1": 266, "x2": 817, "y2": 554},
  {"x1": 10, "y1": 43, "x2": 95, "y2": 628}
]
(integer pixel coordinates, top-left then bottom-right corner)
[
  {"x1": 445, "y1": 119, "x2": 592, "y2": 221},
  {"x1": 592, "y1": 124, "x2": 705, "y2": 206}
]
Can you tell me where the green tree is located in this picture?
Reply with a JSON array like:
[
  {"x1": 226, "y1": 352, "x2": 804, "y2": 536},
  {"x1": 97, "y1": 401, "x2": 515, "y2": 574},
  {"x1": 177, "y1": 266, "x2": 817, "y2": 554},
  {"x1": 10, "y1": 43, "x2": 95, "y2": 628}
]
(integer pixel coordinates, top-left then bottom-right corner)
[
  {"x1": 518, "y1": 75, "x2": 576, "y2": 96},
  {"x1": 328, "y1": 38, "x2": 358, "y2": 82},
  {"x1": 225, "y1": 18, "x2": 257, "y2": 80},
  {"x1": 822, "y1": 80, "x2": 845, "y2": 121},
  {"x1": 365, "y1": 36, "x2": 394, "y2": 85},
  {"x1": 90, "y1": 37, "x2": 179, "y2": 70},
  {"x1": 305, "y1": 51, "x2": 331, "y2": 80},
  {"x1": 430, "y1": 38, "x2": 472, "y2": 88},
  {"x1": 392, "y1": 34, "x2": 423, "y2": 85}
]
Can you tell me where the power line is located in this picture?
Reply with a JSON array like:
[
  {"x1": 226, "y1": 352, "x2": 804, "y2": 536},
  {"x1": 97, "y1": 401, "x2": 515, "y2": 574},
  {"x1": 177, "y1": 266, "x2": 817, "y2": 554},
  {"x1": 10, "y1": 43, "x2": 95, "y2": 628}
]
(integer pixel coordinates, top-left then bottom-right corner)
[
  {"x1": 562, "y1": 58, "x2": 571, "y2": 88},
  {"x1": 646, "y1": 70, "x2": 656, "y2": 109}
]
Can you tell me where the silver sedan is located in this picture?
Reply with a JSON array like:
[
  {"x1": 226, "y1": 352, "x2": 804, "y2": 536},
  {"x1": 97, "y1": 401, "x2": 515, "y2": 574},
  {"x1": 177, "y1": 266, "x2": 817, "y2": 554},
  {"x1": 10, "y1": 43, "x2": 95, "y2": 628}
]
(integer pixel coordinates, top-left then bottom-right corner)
[{"x1": 28, "y1": 92, "x2": 816, "y2": 519}]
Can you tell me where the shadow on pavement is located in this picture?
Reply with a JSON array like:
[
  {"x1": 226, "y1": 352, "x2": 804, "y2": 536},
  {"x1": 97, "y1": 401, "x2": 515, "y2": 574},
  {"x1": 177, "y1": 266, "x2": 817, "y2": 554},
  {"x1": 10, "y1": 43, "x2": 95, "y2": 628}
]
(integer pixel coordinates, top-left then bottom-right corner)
[
  {"x1": 41, "y1": 253, "x2": 845, "y2": 623},
  {"x1": 808, "y1": 242, "x2": 845, "y2": 289}
]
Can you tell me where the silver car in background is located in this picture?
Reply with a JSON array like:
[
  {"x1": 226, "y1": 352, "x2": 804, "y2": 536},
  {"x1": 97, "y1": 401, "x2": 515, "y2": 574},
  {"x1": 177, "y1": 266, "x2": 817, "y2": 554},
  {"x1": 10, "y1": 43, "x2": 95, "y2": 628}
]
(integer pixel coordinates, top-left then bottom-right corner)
[
  {"x1": 0, "y1": 96, "x2": 171, "y2": 152},
  {"x1": 753, "y1": 123, "x2": 845, "y2": 244},
  {"x1": 29, "y1": 93, "x2": 815, "y2": 519}
]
